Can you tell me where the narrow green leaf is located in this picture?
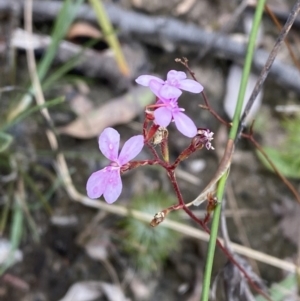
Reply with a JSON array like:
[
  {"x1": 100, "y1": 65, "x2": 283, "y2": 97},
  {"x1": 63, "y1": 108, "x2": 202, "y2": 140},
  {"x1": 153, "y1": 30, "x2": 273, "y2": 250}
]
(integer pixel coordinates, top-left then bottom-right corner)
[
  {"x1": 88, "y1": 0, "x2": 129, "y2": 75},
  {"x1": 42, "y1": 39, "x2": 99, "y2": 91},
  {"x1": 2, "y1": 96, "x2": 64, "y2": 131},
  {"x1": 38, "y1": 0, "x2": 85, "y2": 82},
  {"x1": 0, "y1": 184, "x2": 12, "y2": 235},
  {"x1": 22, "y1": 172, "x2": 53, "y2": 215},
  {"x1": 201, "y1": 1, "x2": 266, "y2": 300},
  {"x1": 0, "y1": 132, "x2": 13, "y2": 153},
  {"x1": 7, "y1": 0, "x2": 85, "y2": 122},
  {"x1": 0, "y1": 201, "x2": 23, "y2": 276}
]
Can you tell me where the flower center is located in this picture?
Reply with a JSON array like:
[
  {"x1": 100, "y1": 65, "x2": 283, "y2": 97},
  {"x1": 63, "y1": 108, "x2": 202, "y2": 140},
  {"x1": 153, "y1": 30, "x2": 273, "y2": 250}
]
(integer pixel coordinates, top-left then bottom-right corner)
[
  {"x1": 163, "y1": 98, "x2": 184, "y2": 113},
  {"x1": 106, "y1": 162, "x2": 120, "y2": 170},
  {"x1": 166, "y1": 79, "x2": 179, "y2": 87}
]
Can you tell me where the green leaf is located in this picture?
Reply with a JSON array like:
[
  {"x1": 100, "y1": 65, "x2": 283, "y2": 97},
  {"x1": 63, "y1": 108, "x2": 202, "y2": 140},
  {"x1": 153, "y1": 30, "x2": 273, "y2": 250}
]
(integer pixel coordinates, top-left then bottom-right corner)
[
  {"x1": 0, "y1": 201, "x2": 23, "y2": 276},
  {"x1": 38, "y1": 0, "x2": 85, "y2": 82},
  {"x1": 122, "y1": 191, "x2": 181, "y2": 275},
  {"x1": 256, "y1": 115, "x2": 300, "y2": 179},
  {"x1": 42, "y1": 39, "x2": 99, "y2": 91},
  {"x1": 2, "y1": 96, "x2": 64, "y2": 131},
  {"x1": 255, "y1": 274, "x2": 297, "y2": 301},
  {"x1": 257, "y1": 147, "x2": 300, "y2": 179},
  {"x1": 0, "y1": 132, "x2": 13, "y2": 153}
]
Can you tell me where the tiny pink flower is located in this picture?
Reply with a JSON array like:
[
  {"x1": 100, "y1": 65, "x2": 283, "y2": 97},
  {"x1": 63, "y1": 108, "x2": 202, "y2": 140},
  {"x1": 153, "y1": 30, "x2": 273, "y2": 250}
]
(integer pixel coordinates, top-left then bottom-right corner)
[
  {"x1": 86, "y1": 128, "x2": 144, "y2": 204},
  {"x1": 153, "y1": 96, "x2": 197, "y2": 138},
  {"x1": 135, "y1": 70, "x2": 203, "y2": 99},
  {"x1": 197, "y1": 129, "x2": 215, "y2": 150}
]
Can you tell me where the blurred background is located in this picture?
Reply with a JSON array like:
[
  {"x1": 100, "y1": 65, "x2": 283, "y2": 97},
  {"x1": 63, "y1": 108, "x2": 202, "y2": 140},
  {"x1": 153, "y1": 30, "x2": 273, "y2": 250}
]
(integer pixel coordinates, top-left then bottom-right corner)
[{"x1": 0, "y1": 0, "x2": 300, "y2": 300}]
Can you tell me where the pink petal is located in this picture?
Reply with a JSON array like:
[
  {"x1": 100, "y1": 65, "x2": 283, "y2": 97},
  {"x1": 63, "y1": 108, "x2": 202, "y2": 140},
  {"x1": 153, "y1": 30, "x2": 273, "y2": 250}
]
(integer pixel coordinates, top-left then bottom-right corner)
[
  {"x1": 103, "y1": 169, "x2": 122, "y2": 204},
  {"x1": 135, "y1": 75, "x2": 164, "y2": 86},
  {"x1": 154, "y1": 107, "x2": 172, "y2": 127},
  {"x1": 167, "y1": 70, "x2": 186, "y2": 81},
  {"x1": 159, "y1": 85, "x2": 182, "y2": 99},
  {"x1": 99, "y1": 128, "x2": 120, "y2": 161},
  {"x1": 86, "y1": 169, "x2": 108, "y2": 199},
  {"x1": 149, "y1": 79, "x2": 164, "y2": 98},
  {"x1": 179, "y1": 79, "x2": 203, "y2": 93},
  {"x1": 173, "y1": 112, "x2": 197, "y2": 138},
  {"x1": 118, "y1": 135, "x2": 144, "y2": 165}
]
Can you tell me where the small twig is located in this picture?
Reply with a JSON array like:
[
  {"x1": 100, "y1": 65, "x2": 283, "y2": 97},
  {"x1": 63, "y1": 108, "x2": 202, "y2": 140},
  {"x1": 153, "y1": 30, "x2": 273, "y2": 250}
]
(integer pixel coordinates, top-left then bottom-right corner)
[
  {"x1": 101, "y1": 259, "x2": 122, "y2": 289},
  {"x1": 175, "y1": 57, "x2": 230, "y2": 126},
  {"x1": 225, "y1": 179, "x2": 261, "y2": 275},
  {"x1": 220, "y1": 199, "x2": 258, "y2": 301},
  {"x1": 200, "y1": 92, "x2": 230, "y2": 126},
  {"x1": 243, "y1": 125, "x2": 300, "y2": 204},
  {"x1": 76, "y1": 210, "x2": 107, "y2": 245},
  {"x1": 265, "y1": 4, "x2": 300, "y2": 72}
]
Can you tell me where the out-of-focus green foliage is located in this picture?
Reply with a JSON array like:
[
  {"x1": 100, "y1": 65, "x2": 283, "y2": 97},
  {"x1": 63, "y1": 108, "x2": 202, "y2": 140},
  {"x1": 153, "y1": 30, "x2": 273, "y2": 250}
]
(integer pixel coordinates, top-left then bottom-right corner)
[
  {"x1": 89, "y1": 0, "x2": 129, "y2": 75},
  {"x1": 121, "y1": 191, "x2": 181, "y2": 275},
  {"x1": 255, "y1": 274, "x2": 297, "y2": 301},
  {"x1": 0, "y1": 132, "x2": 13, "y2": 153},
  {"x1": 0, "y1": 200, "x2": 23, "y2": 276},
  {"x1": 7, "y1": 0, "x2": 85, "y2": 122},
  {"x1": 0, "y1": 0, "x2": 86, "y2": 277},
  {"x1": 257, "y1": 116, "x2": 300, "y2": 178}
]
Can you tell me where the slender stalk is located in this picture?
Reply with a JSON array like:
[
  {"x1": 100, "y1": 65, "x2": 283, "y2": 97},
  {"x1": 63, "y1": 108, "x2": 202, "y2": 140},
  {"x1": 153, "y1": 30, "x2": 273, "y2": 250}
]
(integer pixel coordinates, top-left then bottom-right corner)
[
  {"x1": 200, "y1": 1, "x2": 266, "y2": 300},
  {"x1": 0, "y1": 187, "x2": 24, "y2": 276}
]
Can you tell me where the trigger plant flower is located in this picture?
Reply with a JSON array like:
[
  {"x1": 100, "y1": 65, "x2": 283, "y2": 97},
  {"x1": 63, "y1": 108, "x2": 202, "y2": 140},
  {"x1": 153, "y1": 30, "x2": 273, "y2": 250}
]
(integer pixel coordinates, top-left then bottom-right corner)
[
  {"x1": 136, "y1": 70, "x2": 203, "y2": 99},
  {"x1": 86, "y1": 128, "x2": 144, "y2": 204},
  {"x1": 153, "y1": 96, "x2": 197, "y2": 138},
  {"x1": 136, "y1": 70, "x2": 203, "y2": 138}
]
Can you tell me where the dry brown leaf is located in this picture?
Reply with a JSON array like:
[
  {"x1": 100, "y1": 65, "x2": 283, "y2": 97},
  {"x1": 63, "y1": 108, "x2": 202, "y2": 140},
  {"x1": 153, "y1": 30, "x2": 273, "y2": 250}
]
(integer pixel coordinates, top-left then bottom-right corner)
[
  {"x1": 126, "y1": 270, "x2": 151, "y2": 300},
  {"x1": 67, "y1": 22, "x2": 102, "y2": 40},
  {"x1": 69, "y1": 94, "x2": 95, "y2": 116},
  {"x1": 84, "y1": 237, "x2": 108, "y2": 261},
  {"x1": 58, "y1": 86, "x2": 155, "y2": 139},
  {"x1": 174, "y1": 0, "x2": 196, "y2": 15}
]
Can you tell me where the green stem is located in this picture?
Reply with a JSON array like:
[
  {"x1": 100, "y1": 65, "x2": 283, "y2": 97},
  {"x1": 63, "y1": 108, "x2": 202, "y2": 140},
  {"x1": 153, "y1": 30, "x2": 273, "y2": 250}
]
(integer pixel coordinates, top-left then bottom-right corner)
[
  {"x1": 200, "y1": 1, "x2": 266, "y2": 300},
  {"x1": 0, "y1": 199, "x2": 23, "y2": 276},
  {"x1": 89, "y1": 0, "x2": 130, "y2": 76}
]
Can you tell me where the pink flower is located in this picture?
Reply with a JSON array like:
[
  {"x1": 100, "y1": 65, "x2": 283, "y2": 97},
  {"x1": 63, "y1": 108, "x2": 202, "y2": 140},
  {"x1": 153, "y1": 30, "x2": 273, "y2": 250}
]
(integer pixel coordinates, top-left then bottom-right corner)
[
  {"x1": 154, "y1": 97, "x2": 197, "y2": 138},
  {"x1": 86, "y1": 128, "x2": 144, "y2": 203},
  {"x1": 197, "y1": 129, "x2": 215, "y2": 150},
  {"x1": 135, "y1": 70, "x2": 203, "y2": 99}
]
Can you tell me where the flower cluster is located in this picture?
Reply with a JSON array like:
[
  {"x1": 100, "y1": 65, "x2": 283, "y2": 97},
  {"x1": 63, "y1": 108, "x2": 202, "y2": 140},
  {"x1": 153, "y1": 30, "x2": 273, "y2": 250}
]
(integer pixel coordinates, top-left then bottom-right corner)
[
  {"x1": 136, "y1": 70, "x2": 203, "y2": 138},
  {"x1": 197, "y1": 129, "x2": 215, "y2": 150},
  {"x1": 87, "y1": 70, "x2": 214, "y2": 204}
]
